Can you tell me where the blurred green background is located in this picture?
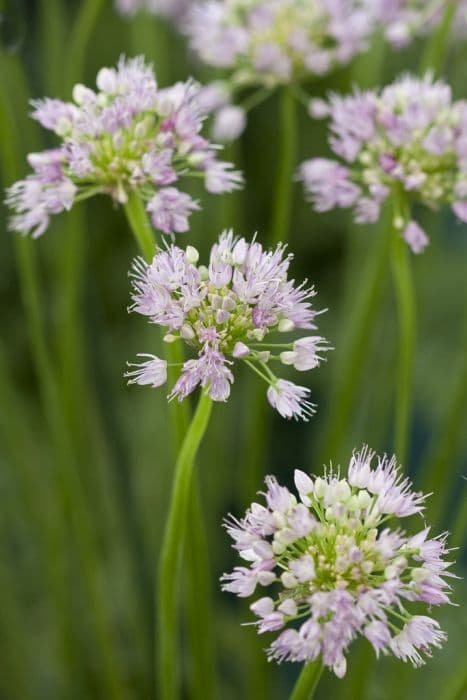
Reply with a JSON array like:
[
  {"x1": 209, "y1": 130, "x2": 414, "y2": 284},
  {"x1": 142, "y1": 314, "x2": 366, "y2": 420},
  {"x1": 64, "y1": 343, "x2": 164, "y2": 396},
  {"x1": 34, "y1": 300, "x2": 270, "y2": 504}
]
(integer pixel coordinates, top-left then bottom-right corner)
[{"x1": 0, "y1": 1, "x2": 466, "y2": 698}]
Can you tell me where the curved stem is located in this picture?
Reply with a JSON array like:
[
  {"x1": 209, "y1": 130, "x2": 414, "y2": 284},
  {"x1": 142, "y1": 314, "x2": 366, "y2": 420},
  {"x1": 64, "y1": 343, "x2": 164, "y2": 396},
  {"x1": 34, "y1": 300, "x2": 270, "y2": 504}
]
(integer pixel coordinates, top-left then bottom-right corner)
[
  {"x1": 390, "y1": 211, "x2": 416, "y2": 465},
  {"x1": 290, "y1": 661, "x2": 324, "y2": 700},
  {"x1": 157, "y1": 392, "x2": 213, "y2": 700},
  {"x1": 270, "y1": 87, "x2": 298, "y2": 246},
  {"x1": 123, "y1": 196, "x2": 217, "y2": 700}
]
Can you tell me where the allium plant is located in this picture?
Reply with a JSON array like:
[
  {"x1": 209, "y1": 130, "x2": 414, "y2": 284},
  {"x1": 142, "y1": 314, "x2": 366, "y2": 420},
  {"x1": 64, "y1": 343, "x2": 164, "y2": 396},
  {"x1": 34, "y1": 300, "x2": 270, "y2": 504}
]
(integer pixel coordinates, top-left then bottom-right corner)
[
  {"x1": 299, "y1": 74, "x2": 467, "y2": 253},
  {"x1": 6, "y1": 56, "x2": 242, "y2": 238},
  {"x1": 126, "y1": 230, "x2": 331, "y2": 419},
  {"x1": 222, "y1": 446, "x2": 454, "y2": 678}
]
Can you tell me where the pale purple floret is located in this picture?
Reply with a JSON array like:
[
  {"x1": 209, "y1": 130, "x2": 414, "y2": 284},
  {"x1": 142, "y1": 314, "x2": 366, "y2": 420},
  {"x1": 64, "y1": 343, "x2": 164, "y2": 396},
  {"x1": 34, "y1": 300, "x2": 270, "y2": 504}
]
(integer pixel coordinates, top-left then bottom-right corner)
[
  {"x1": 221, "y1": 445, "x2": 454, "y2": 676},
  {"x1": 299, "y1": 74, "x2": 467, "y2": 252},
  {"x1": 125, "y1": 354, "x2": 168, "y2": 387},
  {"x1": 6, "y1": 56, "x2": 243, "y2": 238},
  {"x1": 266, "y1": 380, "x2": 315, "y2": 421},
  {"x1": 147, "y1": 188, "x2": 200, "y2": 234},
  {"x1": 127, "y1": 230, "x2": 329, "y2": 416}
]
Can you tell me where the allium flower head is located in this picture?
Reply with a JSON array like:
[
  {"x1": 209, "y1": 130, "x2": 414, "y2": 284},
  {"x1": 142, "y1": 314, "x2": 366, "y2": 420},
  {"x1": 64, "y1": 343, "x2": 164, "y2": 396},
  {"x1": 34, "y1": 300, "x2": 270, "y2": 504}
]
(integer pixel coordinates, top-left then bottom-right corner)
[
  {"x1": 299, "y1": 74, "x2": 467, "y2": 252},
  {"x1": 6, "y1": 56, "x2": 242, "y2": 238},
  {"x1": 126, "y1": 231, "x2": 331, "y2": 419},
  {"x1": 222, "y1": 446, "x2": 454, "y2": 677},
  {"x1": 186, "y1": 0, "x2": 375, "y2": 87},
  {"x1": 369, "y1": 0, "x2": 467, "y2": 48}
]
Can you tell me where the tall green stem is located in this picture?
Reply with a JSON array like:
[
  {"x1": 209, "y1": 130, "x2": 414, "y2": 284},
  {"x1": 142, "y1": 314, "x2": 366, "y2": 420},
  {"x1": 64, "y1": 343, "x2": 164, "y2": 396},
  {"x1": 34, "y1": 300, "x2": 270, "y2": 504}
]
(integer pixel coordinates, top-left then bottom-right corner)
[
  {"x1": 1, "y1": 53, "x2": 129, "y2": 700},
  {"x1": 421, "y1": 335, "x2": 467, "y2": 526},
  {"x1": 157, "y1": 393, "x2": 213, "y2": 700},
  {"x1": 242, "y1": 87, "x2": 298, "y2": 497},
  {"x1": 390, "y1": 204, "x2": 416, "y2": 464},
  {"x1": 420, "y1": 0, "x2": 457, "y2": 74},
  {"x1": 123, "y1": 194, "x2": 217, "y2": 700},
  {"x1": 271, "y1": 87, "x2": 298, "y2": 246},
  {"x1": 124, "y1": 190, "x2": 157, "y2": 259},
  {"x1": 290, "y1": 661, "x2": 324, "y2": 700},
  {"x1": 316, "y1": 214, "x2": 392, "y2": 464}
]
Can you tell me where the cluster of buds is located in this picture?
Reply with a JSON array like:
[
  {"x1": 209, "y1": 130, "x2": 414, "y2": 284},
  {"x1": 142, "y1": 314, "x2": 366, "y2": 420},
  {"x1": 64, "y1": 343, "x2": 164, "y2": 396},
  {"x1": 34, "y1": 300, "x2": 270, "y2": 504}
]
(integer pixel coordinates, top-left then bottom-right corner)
[
  {"x1": 299, "y1": 74, "x2": 467, "y2": 253},
  {"x1": 6, "y1": 56, "x2": 242, "y2": 238},
  {"x1": 126, "y1": 231, "x2": 331, "y2": 419},
  {"x1": 222, "y1": 446, "x2": 454, "y2": 677}
]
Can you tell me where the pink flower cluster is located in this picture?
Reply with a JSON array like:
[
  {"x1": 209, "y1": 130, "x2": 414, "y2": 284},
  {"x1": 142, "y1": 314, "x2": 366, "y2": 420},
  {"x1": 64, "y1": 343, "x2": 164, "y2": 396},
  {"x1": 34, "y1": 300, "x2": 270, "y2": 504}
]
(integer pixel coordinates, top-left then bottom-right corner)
[
  {"x1": 185, "y1": 0, "x2": 375, "y2": 87},
  {"x1": 6, "y1": 56, "x2": 242, "y2": 238},
  {"x1": 126, "y1": 231, "x2": 330, "y2": 419},
  {"x1": 369, "y1": 0, "x2": 467, "y2": 48},
  {"x1": 299, "y1": 74, "x2": 467, "y2": 253},
  {"x1": 222, "y1": 446, "x2": 454, "y2": 677}
]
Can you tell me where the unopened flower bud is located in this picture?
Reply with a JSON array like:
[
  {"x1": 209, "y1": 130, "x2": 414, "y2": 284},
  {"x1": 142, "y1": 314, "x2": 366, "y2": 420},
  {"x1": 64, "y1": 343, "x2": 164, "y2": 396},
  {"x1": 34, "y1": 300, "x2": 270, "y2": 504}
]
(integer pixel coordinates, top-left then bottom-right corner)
[{"x1": 278, "y1": 318, "x2": 295, "y2": 332}]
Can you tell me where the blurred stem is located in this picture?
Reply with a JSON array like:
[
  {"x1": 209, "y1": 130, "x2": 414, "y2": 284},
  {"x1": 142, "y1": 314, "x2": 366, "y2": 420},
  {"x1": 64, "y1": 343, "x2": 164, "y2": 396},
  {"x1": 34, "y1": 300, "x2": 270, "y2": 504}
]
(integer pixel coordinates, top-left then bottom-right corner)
[
  {"x1": 390, "y1": 193, "x2": 416, "y2": 465},
  {"x1": 290, "y1": 661, "x2": 324, "y2": 700},
  {"x1": 129, "y1": 13, "x2": 170, "y2": 82},
  {"x1": 185, "y1": 478, "x2": 217, "y2": 700},
  {"x1": 452, "y1": 492, "x2": 467, "y2": 549},
  {"x1": 420, "y1": 0, "x2": 457, "y2": 74},
  {"x1": 123, "y1": 195, "x2": 217, "y2": 700},
  {"x1": 270, "y1": 87, "x2": 297, "y2": 246},
  {"x1": 421, "y1": 324, "x2": 467, "y2": 525},
  {"x1": 1, "y1": 53, "x2": 129, "y2": 700},
  {"x1": 157, "y1": 393, "x2": 213, "y2": 700},
  {"x1": 39, "y1": 0, "x2": 66, "y2": 94},
  {"x1": 242, "y1": 86, "x2": 297, "y2": 493},
  {"x1": 317, "y1": 212, "x2": 391, "y2": 464},
  {"x1": 64, "y1": 0, "x2": 106, "y2": 89}
]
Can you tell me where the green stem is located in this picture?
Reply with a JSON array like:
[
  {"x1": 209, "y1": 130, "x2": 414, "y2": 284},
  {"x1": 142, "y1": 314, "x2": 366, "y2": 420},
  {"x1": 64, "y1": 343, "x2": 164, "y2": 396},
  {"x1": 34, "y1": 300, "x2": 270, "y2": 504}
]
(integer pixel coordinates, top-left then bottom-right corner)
[
  {"x1": 390, "y1": 208, "x2": 416, "y2": 465},
  {"x1": 124, "y1": 190, "x2": 157, "y2": 260},
  {"x1": 64, "y1": 0, "x2": 106, "y2": 89},
  {"x1": 421, "y1": 332, "x2": 467, "y2": 526},
  {"x1": 316, "y1": 212, "x2": 392, "y2": 464},
  {"x1": 290, "y1": 661, "x2": 324, "y2": 700},
  {"x1": 185, "y1": 478, "x2": 217, "y2": 700},
  {"x1": 1, "y1": 53, "x2": 129, "y2": 700},
  {"x1": 451, "y1": 491, "x2": 467, "y2": 549},
  {"x1": 157, "y1": 392, "x2": 213, "y2": 700},
  {"x1": 123, "y1": 195, "x2": 217, "y2": 700},
  {"x1": 420, "y1": 0, "x2": 457, "y2": 75},
  {"x1": 270, "y1": 87, "x2": 298, "y2": 246}
]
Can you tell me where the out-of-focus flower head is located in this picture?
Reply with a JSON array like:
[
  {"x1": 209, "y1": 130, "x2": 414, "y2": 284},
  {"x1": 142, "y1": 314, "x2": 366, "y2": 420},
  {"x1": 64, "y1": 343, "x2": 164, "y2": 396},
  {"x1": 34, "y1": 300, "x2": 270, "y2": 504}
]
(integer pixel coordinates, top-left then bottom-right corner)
[
  {"x1": 184, "y1": 0, "x2": 375, "y2": 141},
  {"x1": 6, "y1": 56, "x2": 242, "y2": 238},
  {"x1": 115, "y1": 0, "x2": 194, "y2": 22},
  {"x1": 299, "y1": 74, "x2": 467, "y2": 253},
  {"x1": 369, "y1": 0, "x2": 467, "y2": 49},
  {"x1": 126, "y1": 230, "x2": 331, "y2": 419},
  {"x1": 221, "y1": 445, "x2": 455, "y2": 677},
  {"x1": 186, "y1": 0, "x2": 375, "y2": 87}
]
